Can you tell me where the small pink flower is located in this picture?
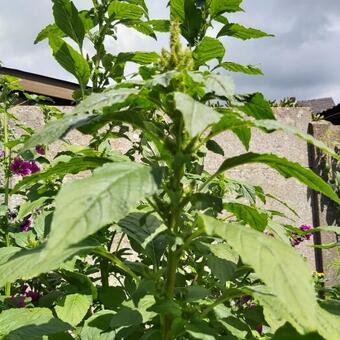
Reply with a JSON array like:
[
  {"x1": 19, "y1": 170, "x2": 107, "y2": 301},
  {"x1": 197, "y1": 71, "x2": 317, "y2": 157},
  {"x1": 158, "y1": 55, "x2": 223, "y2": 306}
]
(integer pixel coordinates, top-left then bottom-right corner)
[{"x1": 35, "y1": 145, "x2": 45, "y2": 155}]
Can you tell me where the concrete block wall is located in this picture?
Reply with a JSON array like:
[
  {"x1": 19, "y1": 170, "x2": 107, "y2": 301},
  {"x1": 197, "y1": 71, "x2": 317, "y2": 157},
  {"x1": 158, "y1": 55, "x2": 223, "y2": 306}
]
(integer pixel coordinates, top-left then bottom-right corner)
[{"x1": 9, "y1": 105, "x2": 340, "y2": 277}]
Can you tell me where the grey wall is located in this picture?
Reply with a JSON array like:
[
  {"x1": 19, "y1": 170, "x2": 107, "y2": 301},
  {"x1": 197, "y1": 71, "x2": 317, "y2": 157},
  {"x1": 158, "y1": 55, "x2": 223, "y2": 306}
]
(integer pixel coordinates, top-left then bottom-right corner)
[{"x1": 10, "y1": 106, "x2": 339, "y2": 276}]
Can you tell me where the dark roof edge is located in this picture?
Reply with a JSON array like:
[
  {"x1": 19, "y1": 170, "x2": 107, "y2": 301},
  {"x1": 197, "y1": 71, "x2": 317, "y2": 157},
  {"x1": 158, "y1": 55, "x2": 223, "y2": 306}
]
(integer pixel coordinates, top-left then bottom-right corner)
[{"x1": 0, "y1": 66, "x2": 79, "y2": 90}]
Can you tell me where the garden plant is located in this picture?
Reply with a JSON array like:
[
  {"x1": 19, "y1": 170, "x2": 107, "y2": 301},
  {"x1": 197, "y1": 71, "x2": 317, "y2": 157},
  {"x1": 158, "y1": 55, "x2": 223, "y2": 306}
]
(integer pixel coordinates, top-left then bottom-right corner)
[{"x1": 0, "y1": 0, "x2": 340, "y2": 339}]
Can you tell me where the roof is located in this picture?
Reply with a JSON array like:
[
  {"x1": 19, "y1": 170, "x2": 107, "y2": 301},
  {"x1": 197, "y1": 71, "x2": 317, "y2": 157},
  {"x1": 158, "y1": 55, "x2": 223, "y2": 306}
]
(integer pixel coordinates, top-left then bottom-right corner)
[
  {"x1": 298, "y1": 97, "x2": 335, "y2": 114},
  {"x1": 319, "y1": 103, "x2": 340, "y2": 125},
  {"x1": 0, "y1": 66, "x2": 78, "y2": 104}
]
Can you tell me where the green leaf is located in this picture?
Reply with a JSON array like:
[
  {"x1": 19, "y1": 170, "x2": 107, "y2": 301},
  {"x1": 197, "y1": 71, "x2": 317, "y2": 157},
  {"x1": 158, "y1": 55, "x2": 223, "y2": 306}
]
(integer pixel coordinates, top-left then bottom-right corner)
[
  {"x1": 218, "y1": 23, "x2": 274, "y2": 40},
  {"x1": 170, "y1": 0, "x2": 204, "y2": 46},
  {"x1": 116, "y1": 51, "x2": 159, "y2": 65},
  {"x1": 72, "y1": 87, "x2": 138, "y2": 115},
  {"x1": 253, "y1": 119, "x2": 340, "y2": 162},
  {"x1": 52, "y1": 0, "x2": 85, "y2": 47},
  {"x1": 13, "y1": 156, "x2": 117, "y2": 193},
  {"x1": 108, "y1": 1, "x2": 144, "y2": 20},
  {"x1": 0, "y1": 308, "x2": 71, "y2": 339},
  {"x1": 147, "y1": 20, "x2": 170, "y2": 32},
  {"x1": 17, "y1": 197, "x2": 50, "y2": 220},
  {"x1": 45, "y1": 162, "x2": 160, "y2": 251},
  {"x1": 34, "y1": 24, "x2": 65, "y2": 44},
  {"x1": 48, "y1": 35, "x2": 90, "y2": 89},
  {"x1": 207, "y1": 254, "x2": 236, "y2": 283},
  {"x1": 219, "y1": 61, "x2": 263, "y2": 75},
  {"x1": 224, "y1": 202, "x2": 268, "y2": 231},
  {"x1": 193, "y1": 37, "x2": 225, "y2": 66},
  {"x1": 55, "y1": 293, "x2": 91, "y2": 327},
  {"x1": 0, "y1": 239, "x2": 99, "y2": 287},
  {"x1": 217, "y1": 152, "x2": 340, "y2": 205},
  {"x1": 80, "y1": 310, "x2": 117, "y2": 340},
  {"x1": 206, "y1": 140, "x2": 224, "y2": 156},
  {"x1": 239, "y1": 93, "x2": 275, "y2": 119},
  {"x1": 174, "y1": 92, "x2": 221, "y2": 137},
  {"x1": 21, "y1": 114, "x2": 95, "y2": 152},
  {"x1": 204, "y1": 74, "x2": 235, "y2": 98},
  {"x1": 272, "y1": 323, "x2": 324, "y2": 339},
  {"x1": 209, "y1": 0, "x2": 243, "y2": 17},
  {"x1": 201, "y1": 215, "x2": 340, "y2": 339}
]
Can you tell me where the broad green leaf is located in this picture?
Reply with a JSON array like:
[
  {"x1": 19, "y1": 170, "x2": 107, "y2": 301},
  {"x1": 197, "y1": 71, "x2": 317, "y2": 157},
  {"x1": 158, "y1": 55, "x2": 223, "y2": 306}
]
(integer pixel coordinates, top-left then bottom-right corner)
[
  {"x1": 108, "y1": 1, "x2": 144, "y2": 20},
  {"x1": 174, "y1": 92, "x2": 220, "y2": 137},
  {"x1": 239, "y1": 93, "x2": 275, "y2": 119},
  {"x1": 202, "y1": 215, "x2": 340, "y2": 339},
  {"x1": 204, "y1": 74, "x2": 235, "y2": 98},
  {"x1": 272, "y1": 323, "x2": 323, "y2": 340},
  {"x1": 170, "y1": 0, "x2": 203, "y2": 46},
  {"x1": 45, "y1": 162, "x2": 160, "y2": 251},
  {"x1": 193, "y1": 37, "x2": 225, "y2": 66},
  {"x1": 116, "y1": 51, "x2": 159, "y2": 65},
  {"x1": 219, "y1": 61, "x2": 263, "y2": 75},
  {"x1": 207, "y1": 254, "x2": 236, "y2": 283},
  {"x1": 216, "y1": 152, "x2": 340, "y2": 205},
  {"x1": 170, "y1": 0, "x2": 185, "y2": 22},
  {"x1": 34, "y1": 24, "x2": 65, "y2": 44},
  {"x1": 13, "y1": 156, "x2": 117, "y2": 193},
  {"x1": 79, "y1": 10, "x2": 97, "y2": 32},
  {"x1": 218, "y1": 23, "x2": 273, "y2": 40},
  {"x1": 52, "y1": 0, "x2": 85, "y2": 47},
  {"x1": 0, "y1": 239, "x2": 99, "y2": 287},
  {"x1": 253, "y1": 119, "x2": 340, "y2": 161},
  {"x1": 80, "y1": 310, "x2": 116, "y2": 340},
  {"x1": 204, "y1": 243, "x2": 239, "y2": 264},
  {"x1": 0, "y1": 308, "x2": 71, "y2": 339},
  {"x1": 22, "y1": 113, "x2": 95, "y2": 151},
  {"x1": 55, "y1": 293, "x2": 91, "y2": 327},
  {"x1": 219, "y1": 317, "x2": 250, "y2": 338},
  {"x1": 72, "y1": 87, "x2": 138, "y2": 115},
  {"x1": 17, "y1": 196, "x2": 50, "y2": 220},
  {"x1": 248, "y1": 285, "x2": 307, "y2": 332},
  {"x1": 209, "y1": 0, "x2": 243, "y2": 17},
  {"x1": 201, "y1": 215, "x2": 318, "y2": 332},
  {"x1": 48, "y1": 35, "x2": 90, "y2": 89},
  {"x1": 209, "y1": 110, "x2": 251, "y2": 149},
  {"x1": 118, "y1": 212, "x2": 167, "y2": 249},
  {"x1": 148, "y1": 19, "x2": 170, "y2": 32},
  {"x1": 224, "y1": 202, "x2": 268, "y2": 231},
  {"x1": 0, "y1": 246, "x2": 22, "y2": 266},
  {"x1": 98, "y1": 286, "x2": 126, "y2": 310},
  {"x1": 121, "y1": 20, "x2": 157, "y2": 39}
]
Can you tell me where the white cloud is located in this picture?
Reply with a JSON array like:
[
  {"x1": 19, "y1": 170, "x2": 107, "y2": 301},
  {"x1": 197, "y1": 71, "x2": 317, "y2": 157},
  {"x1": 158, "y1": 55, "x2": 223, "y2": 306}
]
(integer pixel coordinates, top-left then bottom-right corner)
[{"x1": 0, "y1": 0, "x2": 339, "y2": 104}]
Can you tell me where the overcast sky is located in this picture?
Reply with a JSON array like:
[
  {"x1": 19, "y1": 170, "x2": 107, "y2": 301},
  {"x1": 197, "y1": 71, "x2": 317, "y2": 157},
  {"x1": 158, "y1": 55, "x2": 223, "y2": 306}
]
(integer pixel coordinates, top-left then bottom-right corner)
[{"x1": 0, "y1": 0, "x2": 339, "y2": 103}]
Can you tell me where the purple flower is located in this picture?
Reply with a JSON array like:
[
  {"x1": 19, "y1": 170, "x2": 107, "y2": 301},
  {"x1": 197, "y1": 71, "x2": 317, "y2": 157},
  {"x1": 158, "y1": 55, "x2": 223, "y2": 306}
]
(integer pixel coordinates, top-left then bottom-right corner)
[
  {"x1": 28, "y1": 160, "x2": 40, "y2": 174},
  {"x1": 35, "y1": 145, "x2": 45, "y2": 155},
  {"x1": 10, "y1": 295, "x2": 26, "y2": 308},
  {"x1": 10, "y1": 157, "x2": 40, "y2": 176},
  {"x1": 291, "y1": 224, "x2": 313, "y2": 246},
  {"x1": 20, "y1": 215, "x2": 32, "y2": 232},
  {"x1": 22, "y1": 284, "x2": 40, "y2": 303},
  {"x1": 25, "y1": 290, "x2": 40, "y2": 302},
  {"x1": 11, "y1": 157, "x2": 32, "y2": 176},
  {"x1": 255, "y1": 324, "x2": 263, "y2": 335},
  {"x1": 0, "y1": 150, "x2": 4, "y2": 158}
]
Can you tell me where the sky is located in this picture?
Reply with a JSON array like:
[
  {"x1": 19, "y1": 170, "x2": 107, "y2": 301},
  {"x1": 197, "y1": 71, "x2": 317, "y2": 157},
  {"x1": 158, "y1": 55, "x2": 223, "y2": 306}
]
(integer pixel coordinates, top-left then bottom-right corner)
[{"x1": 0, "y1": 0, "x2": 339, "y2": 103}]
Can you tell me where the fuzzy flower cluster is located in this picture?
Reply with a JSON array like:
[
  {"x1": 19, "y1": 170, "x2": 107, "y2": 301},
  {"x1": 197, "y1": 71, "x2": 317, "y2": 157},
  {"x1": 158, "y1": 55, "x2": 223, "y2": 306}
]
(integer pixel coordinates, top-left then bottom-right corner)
[
  {"x1": 20, "y1": 215, "x2": 32, "y2": 232},
  {"x1": 10, "y1": 157, "x2": 40, "y2": 176},
  {"x1": 10, "y1": 285, "x2": 40, "y2": 308},
  {"x1": 291, "y1": 224, "x2": 313, "y2": 247},
  {"x1": 35, "y1": 145, "x2": 45, "y2": 155}
]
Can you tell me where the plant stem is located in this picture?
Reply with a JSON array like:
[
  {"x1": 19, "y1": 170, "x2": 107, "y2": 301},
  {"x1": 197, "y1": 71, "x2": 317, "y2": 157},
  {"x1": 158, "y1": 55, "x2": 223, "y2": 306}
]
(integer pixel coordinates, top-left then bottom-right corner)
[{"x1": 2, "y1": 106, "x2": 11, "y2": 296}]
